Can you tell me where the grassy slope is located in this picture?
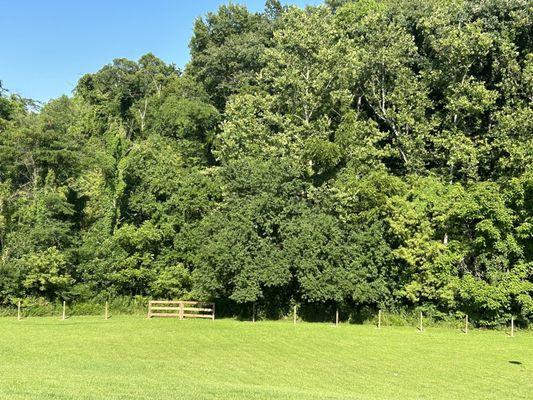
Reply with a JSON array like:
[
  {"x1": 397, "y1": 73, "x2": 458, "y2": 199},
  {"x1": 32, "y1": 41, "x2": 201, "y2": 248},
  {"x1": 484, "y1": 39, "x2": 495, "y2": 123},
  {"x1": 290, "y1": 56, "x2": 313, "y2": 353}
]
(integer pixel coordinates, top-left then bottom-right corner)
[{"x1": 0, "y1": 316, "x2": 531, "y2": 400}]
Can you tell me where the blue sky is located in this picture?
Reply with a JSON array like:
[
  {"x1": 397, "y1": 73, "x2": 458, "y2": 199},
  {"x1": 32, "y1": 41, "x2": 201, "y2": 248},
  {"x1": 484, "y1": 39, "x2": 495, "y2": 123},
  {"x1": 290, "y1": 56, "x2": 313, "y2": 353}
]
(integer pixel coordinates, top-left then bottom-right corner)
[{"x1": 0, "y1": 0, "x2": 322, "y2": 103}]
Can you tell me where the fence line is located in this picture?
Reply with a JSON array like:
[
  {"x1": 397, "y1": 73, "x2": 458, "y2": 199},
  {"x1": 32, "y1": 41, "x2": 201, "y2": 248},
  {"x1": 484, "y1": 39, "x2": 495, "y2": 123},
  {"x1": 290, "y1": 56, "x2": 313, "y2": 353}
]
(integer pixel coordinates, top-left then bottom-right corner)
[{"x1": 9, "y1": 302, "x2": 520, "y2": 336}]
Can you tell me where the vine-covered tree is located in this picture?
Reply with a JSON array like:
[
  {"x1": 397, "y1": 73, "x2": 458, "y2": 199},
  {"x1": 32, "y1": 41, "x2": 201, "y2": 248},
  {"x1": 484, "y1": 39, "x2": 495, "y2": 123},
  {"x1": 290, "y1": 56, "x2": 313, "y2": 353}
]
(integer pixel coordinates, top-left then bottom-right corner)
[{"x1": 0, "y1": 0, "x2": 531, "y2": 326}]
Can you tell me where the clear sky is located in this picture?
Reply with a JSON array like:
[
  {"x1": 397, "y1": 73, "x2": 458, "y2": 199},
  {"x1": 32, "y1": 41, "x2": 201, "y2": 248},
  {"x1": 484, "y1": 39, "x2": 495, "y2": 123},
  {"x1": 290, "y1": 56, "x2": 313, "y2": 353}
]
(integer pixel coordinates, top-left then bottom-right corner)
[{"x1": 0, "y1": 0, "x2": 322, "y2": 103}]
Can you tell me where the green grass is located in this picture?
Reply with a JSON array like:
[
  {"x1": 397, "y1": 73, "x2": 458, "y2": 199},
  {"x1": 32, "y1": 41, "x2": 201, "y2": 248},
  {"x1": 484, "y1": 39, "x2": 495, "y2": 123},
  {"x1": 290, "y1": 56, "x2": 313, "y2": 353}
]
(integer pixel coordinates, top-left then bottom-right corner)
[{"x1": 0, "y1": 316, "x2": 531, "y2": 399}]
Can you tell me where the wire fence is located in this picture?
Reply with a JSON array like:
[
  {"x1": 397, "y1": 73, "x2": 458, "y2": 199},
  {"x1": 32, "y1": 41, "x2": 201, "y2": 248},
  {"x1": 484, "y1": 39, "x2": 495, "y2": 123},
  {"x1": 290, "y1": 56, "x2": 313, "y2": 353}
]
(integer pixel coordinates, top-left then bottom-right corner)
[{"x1": 4, "y1": 299, "x2": 521, "y2": 337}]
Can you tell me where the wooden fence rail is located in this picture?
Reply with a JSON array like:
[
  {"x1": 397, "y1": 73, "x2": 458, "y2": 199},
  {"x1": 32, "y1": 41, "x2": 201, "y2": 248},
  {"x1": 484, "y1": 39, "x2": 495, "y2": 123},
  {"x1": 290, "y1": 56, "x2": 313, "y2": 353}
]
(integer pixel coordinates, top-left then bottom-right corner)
[{"x1": 148, "y1": 300, "x2": 215, "y2": 320}]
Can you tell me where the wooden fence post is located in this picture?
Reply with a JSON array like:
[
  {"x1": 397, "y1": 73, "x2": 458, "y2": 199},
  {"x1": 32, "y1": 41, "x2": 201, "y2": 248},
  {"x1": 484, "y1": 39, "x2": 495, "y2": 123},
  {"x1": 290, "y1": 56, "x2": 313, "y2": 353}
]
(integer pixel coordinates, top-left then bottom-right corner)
[
  {"x1": 335, "y1": 308, "x2": 339, "y2": 326},
  {"x1": 378, "y1": 310, "x2": 381, "y2": 329},
  {"x1": 293, "y1": 305, "x2": 297, "y2": 325},
  {"x1": 252, "y1": 303, "x2": 256, "y2": 323},
  {"x1": 212, "y1": 303, "x2": 215, "y2": 321},
  {"x1": 419, "y1": 312, "x2": 423, "y2": 332},
  {"x1": 62, "y1": 301, "x2": 66, "y2": 321},
  {"x1": 465, "y1": 315, "x2": 468, "y2": 334},
  {"x1": 17, "y1": 300, "x2": 21, "y2": 321},
  {"x1": 105, "y1": 301, "x2": 109, "y2": 320},
  {"x1": 179, "y1": 301, "x2": 184, "y2": 320},
  {"x1": 511, "y1": 316, "x2": 514, "y2": 337},
  {"x1": 147, "y1": 301, "x2": 152, "y2": 319}
]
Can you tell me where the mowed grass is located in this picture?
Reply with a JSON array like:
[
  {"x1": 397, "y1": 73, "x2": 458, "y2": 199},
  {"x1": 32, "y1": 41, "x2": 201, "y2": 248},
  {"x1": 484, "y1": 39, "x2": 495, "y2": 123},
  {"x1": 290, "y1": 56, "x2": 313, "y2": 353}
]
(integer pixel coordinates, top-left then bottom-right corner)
[{"x1": 0, "y1": 316, "x2": 531, "y2": 400}]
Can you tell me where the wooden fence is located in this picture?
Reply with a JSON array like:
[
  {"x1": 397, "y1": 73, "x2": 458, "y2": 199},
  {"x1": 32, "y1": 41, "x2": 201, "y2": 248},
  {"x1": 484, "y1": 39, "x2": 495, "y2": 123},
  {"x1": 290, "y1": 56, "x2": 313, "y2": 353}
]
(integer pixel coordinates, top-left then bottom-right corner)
[
  {"x1": 10, "y1": 302, "x2": 519, "y2": 336},
  {"x1": 147, "y1": 300, "x2": 215, "y2": 320}
]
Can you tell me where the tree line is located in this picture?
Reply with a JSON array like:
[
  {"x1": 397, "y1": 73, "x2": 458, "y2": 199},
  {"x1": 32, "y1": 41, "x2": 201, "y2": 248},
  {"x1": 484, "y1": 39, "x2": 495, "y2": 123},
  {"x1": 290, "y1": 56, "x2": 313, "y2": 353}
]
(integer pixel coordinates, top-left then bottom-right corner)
[{"x1": 0, "y1": 0, "x2": 531, "y2": 326}]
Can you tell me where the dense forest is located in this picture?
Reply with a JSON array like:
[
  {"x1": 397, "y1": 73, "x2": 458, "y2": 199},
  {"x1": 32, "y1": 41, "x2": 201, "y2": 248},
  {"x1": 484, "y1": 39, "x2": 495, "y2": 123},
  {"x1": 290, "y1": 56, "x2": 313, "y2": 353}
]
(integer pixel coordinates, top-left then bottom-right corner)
[{"x1": 0, "y1": 0, "x2": 531, "y2": 326}]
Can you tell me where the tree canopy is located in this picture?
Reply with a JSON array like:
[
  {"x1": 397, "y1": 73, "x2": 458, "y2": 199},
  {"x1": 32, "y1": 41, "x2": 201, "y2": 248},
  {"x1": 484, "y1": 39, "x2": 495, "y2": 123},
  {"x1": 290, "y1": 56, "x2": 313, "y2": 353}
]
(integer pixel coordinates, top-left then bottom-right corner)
[{"x1": 0, "y1": 0, "x2": 531, "y2": 326}]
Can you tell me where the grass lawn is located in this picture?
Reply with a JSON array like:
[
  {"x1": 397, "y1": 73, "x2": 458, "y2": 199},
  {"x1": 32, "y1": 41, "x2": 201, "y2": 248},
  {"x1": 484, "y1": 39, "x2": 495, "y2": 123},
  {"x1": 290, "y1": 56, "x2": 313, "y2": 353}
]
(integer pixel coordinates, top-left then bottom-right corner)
[{"x1": 0, "y1": 316, "x2": 531, "y2": 399}]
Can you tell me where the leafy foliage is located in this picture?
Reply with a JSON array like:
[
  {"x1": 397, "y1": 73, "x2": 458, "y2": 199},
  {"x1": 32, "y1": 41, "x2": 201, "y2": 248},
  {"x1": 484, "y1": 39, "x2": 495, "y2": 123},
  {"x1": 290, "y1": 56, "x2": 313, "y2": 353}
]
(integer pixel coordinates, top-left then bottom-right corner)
[{"x1": 0, "y1": 0, "x2": 531, "y2": 326}]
